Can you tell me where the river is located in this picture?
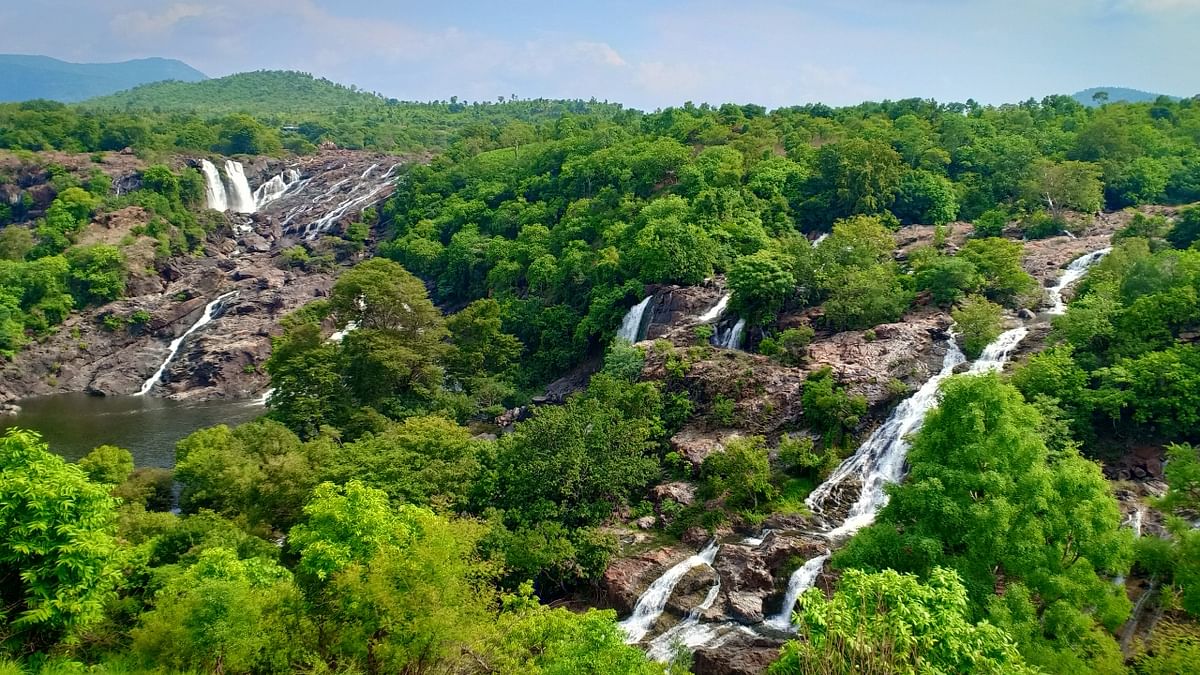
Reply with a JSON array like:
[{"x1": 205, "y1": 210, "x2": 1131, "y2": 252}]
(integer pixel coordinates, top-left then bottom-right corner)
[{"x1": 3, "y1": 394, "x2": 263, "y2": 466}]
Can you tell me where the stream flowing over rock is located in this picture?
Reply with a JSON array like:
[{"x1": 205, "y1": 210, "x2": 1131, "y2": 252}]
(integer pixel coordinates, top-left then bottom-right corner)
[
  {"x1": 611, "y1": 243, "x2": 1117, "y2": 673},
  {"x1": 0, "y1": 149, "x2": 419, "y2": 404}
]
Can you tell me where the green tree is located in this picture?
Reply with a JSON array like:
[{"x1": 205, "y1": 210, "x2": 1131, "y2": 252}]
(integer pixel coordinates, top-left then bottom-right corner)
[
  {"x1": 915, "y1": 254, "x2": 983, "y2": 305},
  {"x1": 823, "y1": 264, "x2": 912, "y2": 330},
  {"x1": 1167, "y1": 206, "x2": 1200, "y2": 250},
  {"x1": 700, "y1": 435, "x2": 778, "y2": 512},
  {"x1": 728, "y1": 250, "x2": 796, "y2": 326},
  {"x1": 770, "y1": 567, "x2": 1038, "y2": 675},
  {"x1": 326, "y1": 416, "x2": 481, "y2": 509},
  {"x1": 893, "y1": 169, "x2": 959, "y2": 225},
  {"x1": 174, "y1": 420, "x2": 321, "y2": 531},
  {"x1": 0, "y1": 429, "x2": 119, "y2": 650},
  {"x1": 803, "y1": 367, "x2": 867, "y2": 448},
  {"x1": 959, "y1": 237, "x2": 1039, "y2": 307},
  {"x1": 626, "y1": 196, "x2": 718, "y2": 285},
  {"x1": 77, "y1": 444, "x2": 133, "y2": 485},
  {"x1": 952, "y1": 295, "x2": 1004, "y2": 358},
  {"x1": 290, "y1": 481, "x2": 496, "y2": 673},
  {"x1": 483, "y1": 374, "x2": 662, "y2": 528},
  {"x1": 486, "y1": 586, "x2": 667, "y2": 674},
  {"x1": 1022, "y1": 160, "x2": 1104, "y2": 218},
  {"x1": 0, "y1": 227, "x2": 34, "y2": 261},
  {"x1": 65, "y1": 244, "x2": 126, "y2": 306},
  {"x1": 801, "y1": 138, "x2": 904, "y2": 225},
  {"x1": 130, "y1": 547, "x2": 310, "y2": 674}
]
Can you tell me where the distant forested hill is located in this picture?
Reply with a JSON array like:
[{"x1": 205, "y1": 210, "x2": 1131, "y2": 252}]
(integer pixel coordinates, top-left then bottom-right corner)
[
  {"x1": 1072, "y1": 86, "x2": 1180, "y2": 107},
  {"x1": 84, "y1": 70, "x2": 388, "y2": 114},
  {"x1": 76, "y1": 70, "x2": 625, "y2": 151},
  {"x1": 0, "y1": 54, "x2": 205, "y2": 103}
]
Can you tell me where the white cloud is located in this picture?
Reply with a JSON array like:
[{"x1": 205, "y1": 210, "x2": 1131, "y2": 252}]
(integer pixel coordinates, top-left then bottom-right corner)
[
  {"x1": 111, "y1": 3, "x2": 211, "y2": 37},
  {"x1": 575, "y1": 41, "x2": 627, "y2": 67}
]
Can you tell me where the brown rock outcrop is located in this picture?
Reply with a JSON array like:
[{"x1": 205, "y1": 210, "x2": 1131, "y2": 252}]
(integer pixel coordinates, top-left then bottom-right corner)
[{"x1": 599, "y1": 546, "x2": 690, "y2": 615}]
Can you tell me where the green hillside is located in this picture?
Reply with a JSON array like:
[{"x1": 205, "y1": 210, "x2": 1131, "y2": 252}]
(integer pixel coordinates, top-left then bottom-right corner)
[
  {"x1": 0, "y1": 54, "x2": 205, "y2": 103},
  {"x1": 84, "y1": 70, "x2": 386, "y2": 115}
]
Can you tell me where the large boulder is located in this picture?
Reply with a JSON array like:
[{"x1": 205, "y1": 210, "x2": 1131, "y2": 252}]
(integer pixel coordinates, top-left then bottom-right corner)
[
  {"x1": 693, "y1": 632, "x2": 784, "y2": 675},
  {"x1": 805, "y1": 311, "x2": 952, "y2": 408}
]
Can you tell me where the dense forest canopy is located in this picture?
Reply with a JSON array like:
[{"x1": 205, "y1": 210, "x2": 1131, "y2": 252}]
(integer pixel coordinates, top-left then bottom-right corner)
[{"x1": 3, "y1": 70, "x2": 1200, "y2": 674}]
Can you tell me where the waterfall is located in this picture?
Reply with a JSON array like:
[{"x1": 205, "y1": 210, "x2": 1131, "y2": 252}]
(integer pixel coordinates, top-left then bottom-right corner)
[
  {"x1": 619, "y1": 540, "x2": 719, "y2": 643},
  {"x1": 617, "y1": 296, "x2": 653, "y2": 343},
  {"x1": 1124, "y1": 506, "x2": 1145, "y2": 538},
  {"x1": 698, "y1": 293, "x2": 731, "y2": 323},
  {"x1": 806, "y1": 336, "x2": 968, "y2": 539},
  {"x1": 811, "y1": 232, "x2": 830, "y2": 247},
  {"x1": 223, "y1": 160, "x2": 256, "y2": 214},
  {"x1": 764, "y1": 551, "x2": 830, "y2": 631},
  {"x1": 136, "y1": 291, "x2": 238, "y2": 396},
  {"x1": 741, "y1": 529, "x2": 770, "y2": 546},
  {"x1": 300, "y1": 163, "x2": 401, "y2": 239},
  {"x1": 1046, "y1": 247, "x2": 1112, "y2": 315},
  {"x1": 252, "y1": 171, "x2": 301, "y2": 209},
  {"x1": 646, "y1": 579, "x2": 723, "y2": 661},
  {"x1": 967, "y1": 327, "x2": 1029, "y2": 374},
  {"x1": 723, "y1": 318, "x2": 746, "y2": 349},
  {"x1": 200, "y1": 159, "x2": 228, "y2": 212},
  {"x1": 627, "y1": 321, "x2": 1038, "y2": 657},
  {"x1": 329, "y1": 321, "x2": 359, "y2": 343}
]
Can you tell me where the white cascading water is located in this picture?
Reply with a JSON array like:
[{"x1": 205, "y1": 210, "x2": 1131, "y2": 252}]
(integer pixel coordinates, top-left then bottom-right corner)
[
  {"x1": 329, "y1": 321, "x2": 359, "y2": 343},
  {"x1": 300, "y1": 163, "x2": 401, "y2": 239},
  {"x1": 718, "y1": 317, "x2": 746, "y2": 350},
  {"x1": 646, "y1": 579, "x2": 722, "y2": 661},
  {"x1": 812, "y1": 232, "x2": 830, "y2": 246},
  {"x1": 136, "y1": 291, "x2": 238, "y2": 396},
  {"x1": 967, "y1": 327, "x2": 1029, "y2": 374},
  {"x1": 1046, "y1": 247, "x2": 1112, "y2": 315},
  {"x1": 223, "y1": 160, "x2": 256, "y2": 214},
  {"x1": 200, "y1": 159, "x2": 228, "y2": 212},
  {"x1": 764, "y1": 552, "x2": 830, "y2": 631},
  {"x1": 617, "y1": 296, "x2": 653, "y2": 343},
  {"x1": 806, "y1": 336, "x2": 967, "y2": 538},
  {"x1": 698, "y1": 293, "x2": 731, "y2": 323},
  {"x1": 625, "y1": 247, "x2": 1113, "y2": 648},
  {"x1": 619, "y1": 540, "x2": 720, "y2": 643},
  {"x1": 253, "y1": 175, "x2": 288, "y2": 209}
]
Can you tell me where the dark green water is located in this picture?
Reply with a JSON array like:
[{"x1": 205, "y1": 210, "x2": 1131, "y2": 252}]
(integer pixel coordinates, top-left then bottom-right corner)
[{"x1": 3, "y1": 393, "x2": 264, "y2": 467}]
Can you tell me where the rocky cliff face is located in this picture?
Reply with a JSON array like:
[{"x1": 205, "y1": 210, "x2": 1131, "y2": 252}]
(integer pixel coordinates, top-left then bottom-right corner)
[{"x1": 0, "y1": 149, "x2": 414, "y2": 404}]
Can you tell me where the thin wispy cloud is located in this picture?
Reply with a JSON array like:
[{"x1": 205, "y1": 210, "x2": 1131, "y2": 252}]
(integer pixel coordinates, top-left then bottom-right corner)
[{"x1": 4, "y1": 0, "x2": 1197, "y2": 107}]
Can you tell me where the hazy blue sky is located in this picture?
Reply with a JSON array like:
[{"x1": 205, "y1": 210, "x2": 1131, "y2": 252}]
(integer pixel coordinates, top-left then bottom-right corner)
[{"x1": 3, "y1": 0, "x2": 1197, "y2": 108}]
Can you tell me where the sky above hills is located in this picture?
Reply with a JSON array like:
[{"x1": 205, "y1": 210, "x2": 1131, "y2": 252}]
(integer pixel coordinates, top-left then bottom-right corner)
[{"x1": 4, "y1": 0, "x2": 1197, "y2": 108}]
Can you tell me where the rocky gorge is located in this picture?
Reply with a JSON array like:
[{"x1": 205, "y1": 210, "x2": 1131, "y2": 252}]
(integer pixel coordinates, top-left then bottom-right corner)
[{"x1": 0, "y1": 149, "x2": 418, "y2": 405}]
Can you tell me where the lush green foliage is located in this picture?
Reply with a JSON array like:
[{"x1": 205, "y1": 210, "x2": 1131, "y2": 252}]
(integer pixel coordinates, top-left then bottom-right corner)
[
  {"x1": 836, "y1": 375, "x2": 1131, "y2": 673},
  {"x1": 952, "y1": 295, "x2": 1005, "y2": 358},
  {"x1": 771, "y1": 567, "x2": 1038, "y2": 675},
  {"x1": 0, "y1": 430, "x2": 119, "y2": 651}
]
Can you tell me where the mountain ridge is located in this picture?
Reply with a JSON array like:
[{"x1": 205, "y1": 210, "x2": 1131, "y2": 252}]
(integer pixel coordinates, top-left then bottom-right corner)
[
  {"x1": 1071, "y1": 86, "x2": 1181, "y2": 107},
  {"x1": 0, "y1": 54, "x2": 206, "y2": 103}
]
